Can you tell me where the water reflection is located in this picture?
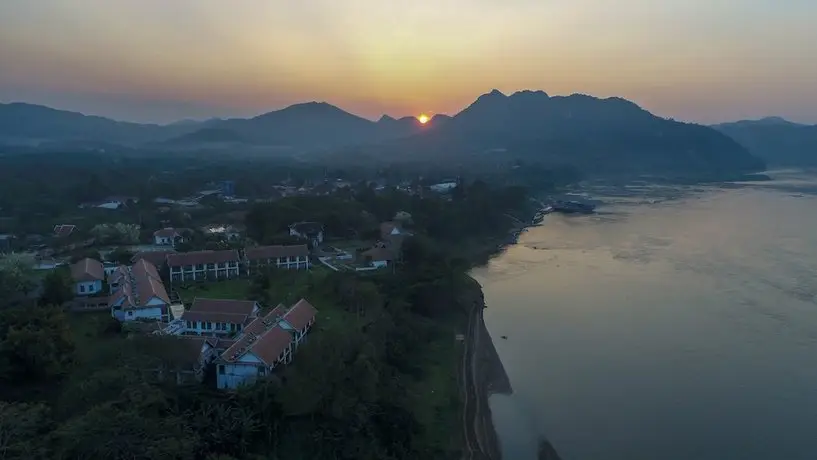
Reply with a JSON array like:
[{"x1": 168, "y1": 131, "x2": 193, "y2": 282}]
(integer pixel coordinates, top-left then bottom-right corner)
[{"x1": 475, "y1": 171, "x2": 817, "y2": 460}]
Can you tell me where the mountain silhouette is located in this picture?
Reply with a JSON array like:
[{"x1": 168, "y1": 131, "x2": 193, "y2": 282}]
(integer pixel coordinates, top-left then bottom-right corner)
[
  {"x1": 713, "y1": 118, "x2": 817, "y2": 166},
  {"x1": 349, "y1": 89, "x2": 764, "y2": 175}
]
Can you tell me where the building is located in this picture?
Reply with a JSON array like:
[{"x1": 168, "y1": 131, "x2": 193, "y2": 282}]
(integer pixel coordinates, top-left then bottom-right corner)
[
  {"x1": 288, "y1": 222, "x2": 324, "y2": 247},
  {"x1": 244, "y1": 244, "x2": 310, "y2": 274},
  {"x1": 360, "y1": 247, "x2": 394, "y2": 269},
  {"x1": 131, "y1": 250, "x2": 173, "y2": 269},
  {"x1": 181, "y1": 298, "x2": 261, "y2": 336},
  {"x1": 167, "y1": 250, "x2": 241, "y2": 283},
  {"x1": 109, "y1": 259, "x2": 172, "y2": 322},
  {"x1": 70, "y1": 258, "x2": 105, "y2": 296},
  {"x1": 53, "y1": 224, "x2": 77, "y2": 238},
  {"x1": 216, "y1": 299, "x2": 317, "y2": 389},
  {"x1": 153, "y1": 228, "x2": 183, "y2": 247}
]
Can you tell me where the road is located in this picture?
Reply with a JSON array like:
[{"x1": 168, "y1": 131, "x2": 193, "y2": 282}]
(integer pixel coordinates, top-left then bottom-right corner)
[{"x1": 462, "y1": 305, "x2": 495, "y2": 460}]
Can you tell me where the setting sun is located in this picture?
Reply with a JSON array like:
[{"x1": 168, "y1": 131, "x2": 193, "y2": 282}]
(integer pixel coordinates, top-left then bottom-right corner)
[{"x1": 417, "y1": 114, "x2": 430, "y2": 124}]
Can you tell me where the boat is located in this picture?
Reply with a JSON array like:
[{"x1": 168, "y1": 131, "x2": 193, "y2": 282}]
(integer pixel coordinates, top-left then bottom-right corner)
[{"x1": 551, "y1": 200, "x2": 596, "y2": 214}]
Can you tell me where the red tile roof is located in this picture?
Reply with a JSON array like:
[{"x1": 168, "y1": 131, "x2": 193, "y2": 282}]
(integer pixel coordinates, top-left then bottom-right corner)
[
  {"x1": 70, "y1": 258, "x2": 105, "y2": 282},
  {"x1": 361, "y1": 247, "x2": 394, "y2": 262},
  {"x1": 154, "y1": 228, "x2": 180, "y2": 238},
  {"x1": 166, "y1": 250, "x2": 240, "y2": 267},
  {"x1": 249, "y1": 327, "x2": 293, "y2": 366},
  {"x1": 131, "y1": 250, "x2": 173, "y2": 267},
  {"x1": 189, "y1": 298, "x2": 258, "y2": 316},
  {"x1": 380, "y1": 221, "x2": 402, "y2": 239},
  {"x1": 245, "y1": 244, "x2": 309, "y2": 261},
  {"x1": 282, "y1": 298, "x2": 317, "y2": 331},
  {"x1": 181, "y1": 311, "x2": 250, "y2": 324},
  {"x1": 108, "y1": 259, "x2": 170, "y2": 310}
]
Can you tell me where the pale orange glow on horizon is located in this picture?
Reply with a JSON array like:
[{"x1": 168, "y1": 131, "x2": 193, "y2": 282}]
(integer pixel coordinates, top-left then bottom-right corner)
[{"x1": 0, "y1": 0, "x2": 816, "y2": 124}]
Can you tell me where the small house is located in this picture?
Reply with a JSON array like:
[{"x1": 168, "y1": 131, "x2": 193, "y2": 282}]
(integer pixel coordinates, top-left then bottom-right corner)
[
  {"x1": 70, "y1": 258, "x2": 105, "y2": 296},
  {"x1": 153, "y1": 228, "x2": 183, "y2": 247}
]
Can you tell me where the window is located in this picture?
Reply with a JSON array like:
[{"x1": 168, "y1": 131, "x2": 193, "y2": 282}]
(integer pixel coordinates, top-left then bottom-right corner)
[
  {"x1": 127, "y1": 311, "x2": 133, "y2": 317},
  {"x1": 218, "y1": 263, "x2": 226, "y2": 268},
  {"x1": 186, "y1": 321, "x2": 192, "y2": 329},
  {"x1": 218, "y1": 365, "x2": 225, "y2": 375},
  {"x1": 79, "y1": 284, "x2": 85, "y2": 293},
  {"x1": 206, "y1": 322, "x2": 212, "y2": 330},
  {"x1": 184, "y1": 265, "x2": 193, "y2": 271},
  {"x1": 207, "y1": 263, "x2": 215, "y2": 270},
  {"x1": 257, "y1": 366, "x2": 265, "y2": 375},
  {"x1": 195, "y1": 264, "x2": 204, "y2": 271}
]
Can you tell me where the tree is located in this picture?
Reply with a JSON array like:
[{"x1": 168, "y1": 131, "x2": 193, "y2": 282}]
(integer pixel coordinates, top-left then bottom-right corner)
[
  {"x1": 39, "y1": 269, "x2": 73, "y2": 306},
  {"x1": 106, "y1": 247, "x2": 134, "y2": 266},
  {"x1": 0, "y1": 306, "x2": 75, "y2": 384},
  {"x1": 0, "y1": 253, "x2": 38, "y2": 302},
  {"x1": 0, "y1": 402, "x2": 51, "y2": 459}
]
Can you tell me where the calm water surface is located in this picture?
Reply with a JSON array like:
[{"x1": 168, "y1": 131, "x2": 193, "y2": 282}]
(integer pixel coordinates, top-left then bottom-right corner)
[{"x1": 473, "y1": 170, "x2": 817, "y2": 460}]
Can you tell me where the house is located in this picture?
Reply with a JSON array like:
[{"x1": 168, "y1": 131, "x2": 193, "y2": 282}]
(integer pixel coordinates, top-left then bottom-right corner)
[
  {"x1": 244, "y1": 244, "x2": 310, "y2": 274},
  {"x1": 216, "y1": 299, "x2": 317, "y2": 390},
  {"x1": 360, "y1": 247, "x2": 394, "y2": 269},
  {"x1": 70, "y1": 258, "x2": 105, "y2": 296},
  {"x1": 109, "y1": 259, "x2": 172, "y2": 322},
  {"x1": 54, "y1": 224, "x2": 77, "y2": 238},
  {"x1": 131, "y1": 250, "x2": 173, "y2": 268},
  {"x1": 153, "y1": 228, "x2": 183, "y2": 247},
  {"x1": 288, "y1": 222, "x2": 324, "y2": 247},
  {"x1": 181, "y1": 298, "x2": 261, "y2": 336},
  {"x1": 166, "y1": 249, "x2": 241, "y2": 283}
]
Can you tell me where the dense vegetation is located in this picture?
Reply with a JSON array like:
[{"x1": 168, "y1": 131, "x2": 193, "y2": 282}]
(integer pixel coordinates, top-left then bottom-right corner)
[{"x1": 0, "y1": 175, "x2": 534, "y2": 459}]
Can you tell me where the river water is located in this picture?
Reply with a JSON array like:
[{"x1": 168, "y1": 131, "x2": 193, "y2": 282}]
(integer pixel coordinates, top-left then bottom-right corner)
[{"x1": 473, "y1": 170, "x2": 817, "y2": 460}]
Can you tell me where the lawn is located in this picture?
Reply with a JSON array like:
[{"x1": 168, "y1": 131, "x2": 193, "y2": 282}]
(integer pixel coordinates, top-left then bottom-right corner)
[
  {"x1": 405, "y1": 315, "x2": 465, "y2": 455},
  {"x1": 175, "y1": 279, "x2": 252, "y2": 304}
]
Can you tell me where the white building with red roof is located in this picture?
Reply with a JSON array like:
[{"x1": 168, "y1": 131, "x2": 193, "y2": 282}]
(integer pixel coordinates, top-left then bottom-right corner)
[
  {"x1": 153, "y1": 227, "x2": 183, "y2": 247},
  {"x1": 167, "y1": 249, "x2": 241, "y2": 283},
  {"x1": 70, "y1": 257, "x2": 105, "y2": 296},
  {"x1": 244, "y1": 244, "x2": 310, "y2": 274},
  {"x1": 216, "y1": 298, "x2": 317, "y2": 390},
  {"x1": 181, "y1": 298, "x2": 261, "y2": 336},
  {"x1": 109, "y1": 259, "x2": 172, "y2": 322}
]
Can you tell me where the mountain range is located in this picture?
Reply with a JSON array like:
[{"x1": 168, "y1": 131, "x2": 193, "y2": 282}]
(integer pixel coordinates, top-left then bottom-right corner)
[
  {"x1": 0, "y1": 90, "x2": 770, "y2": 176},
  {"x1": 713, "y1": 117, "x2": 817, "y2": 166}
]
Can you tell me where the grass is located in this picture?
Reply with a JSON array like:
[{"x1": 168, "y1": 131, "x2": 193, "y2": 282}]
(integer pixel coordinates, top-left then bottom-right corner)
[
  {"x1": 67, "y1": 311, "x2": 125, "y2": 362},
  {"x1": 176, "y1": 278, "x2": 252, "y2": 304},
  {"x1": 405, "y1": 315, "x2": 465, "y2": 455}
]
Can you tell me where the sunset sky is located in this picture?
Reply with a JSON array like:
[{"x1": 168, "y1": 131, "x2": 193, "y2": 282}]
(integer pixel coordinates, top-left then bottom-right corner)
[{"x1": 1, "y1": 0, "x2": 815, "y2": 124}]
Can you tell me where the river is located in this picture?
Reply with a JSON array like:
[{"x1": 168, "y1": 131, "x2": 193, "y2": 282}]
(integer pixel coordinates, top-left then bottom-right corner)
[{"x1": 473, "y1": 170, "x2": 817, "y2": 460}]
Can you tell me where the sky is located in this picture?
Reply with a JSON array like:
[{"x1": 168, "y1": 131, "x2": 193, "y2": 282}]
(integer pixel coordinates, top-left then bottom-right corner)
[{"x1": 0, "y1": 0, "x2": 815, "y2": 124}]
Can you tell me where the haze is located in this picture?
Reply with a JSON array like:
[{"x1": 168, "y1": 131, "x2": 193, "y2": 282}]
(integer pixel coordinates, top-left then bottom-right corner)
[{"x1": 1, "y1": 0, "x2": 815, "y2": 124}]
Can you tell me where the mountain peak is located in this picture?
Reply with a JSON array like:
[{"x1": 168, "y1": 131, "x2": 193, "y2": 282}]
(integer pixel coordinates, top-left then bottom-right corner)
[
  {"x1": 511, "y1": 89, "x2": 549, "y2": 99},
  {"x1": 378, "y1": 114, "x2": 397, "y2": 123}
]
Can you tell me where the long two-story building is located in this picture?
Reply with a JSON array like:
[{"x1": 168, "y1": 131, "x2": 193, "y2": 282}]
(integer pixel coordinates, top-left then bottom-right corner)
[
  {"x1": 244, "y1": 244, "x2": 310, "y2": 274},
  {"x1": 181, "y1": 298, "x2": 261, "y2": 336},
  {"x1": 167, "y1": 249, "x2": 241, "y2": 283},
  {"x1": 217, "y1": 298, "x2": 317, "y2": 390}
]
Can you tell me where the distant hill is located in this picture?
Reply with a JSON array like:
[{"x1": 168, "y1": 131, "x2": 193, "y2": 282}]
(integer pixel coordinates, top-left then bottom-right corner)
[
  {"x1": 166, "y1": 102, "x2": 427, "y2": 148},
  {"x1": 0, "y1": 102, "x2": 196, "y2": 144},
  {"x1": 713, "y1": 117, "x2": 817, "y2": 166},
  {"x1": 349, "y1": 90, "x2": 764, "y2": 176},
  {"x1": 162, "y1": 127, "x2": 246, "y2": 146}
]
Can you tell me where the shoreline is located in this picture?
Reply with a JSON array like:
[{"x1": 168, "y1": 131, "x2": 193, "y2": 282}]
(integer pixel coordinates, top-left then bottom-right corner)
[{"x1": 460, "y1": 204, "x2": 563, "y2": 460}]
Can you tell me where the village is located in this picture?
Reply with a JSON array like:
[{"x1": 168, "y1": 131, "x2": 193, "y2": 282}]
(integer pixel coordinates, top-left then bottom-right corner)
[{"x1": 56, "y1": 213, "x2": 413, "y2": 390}]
